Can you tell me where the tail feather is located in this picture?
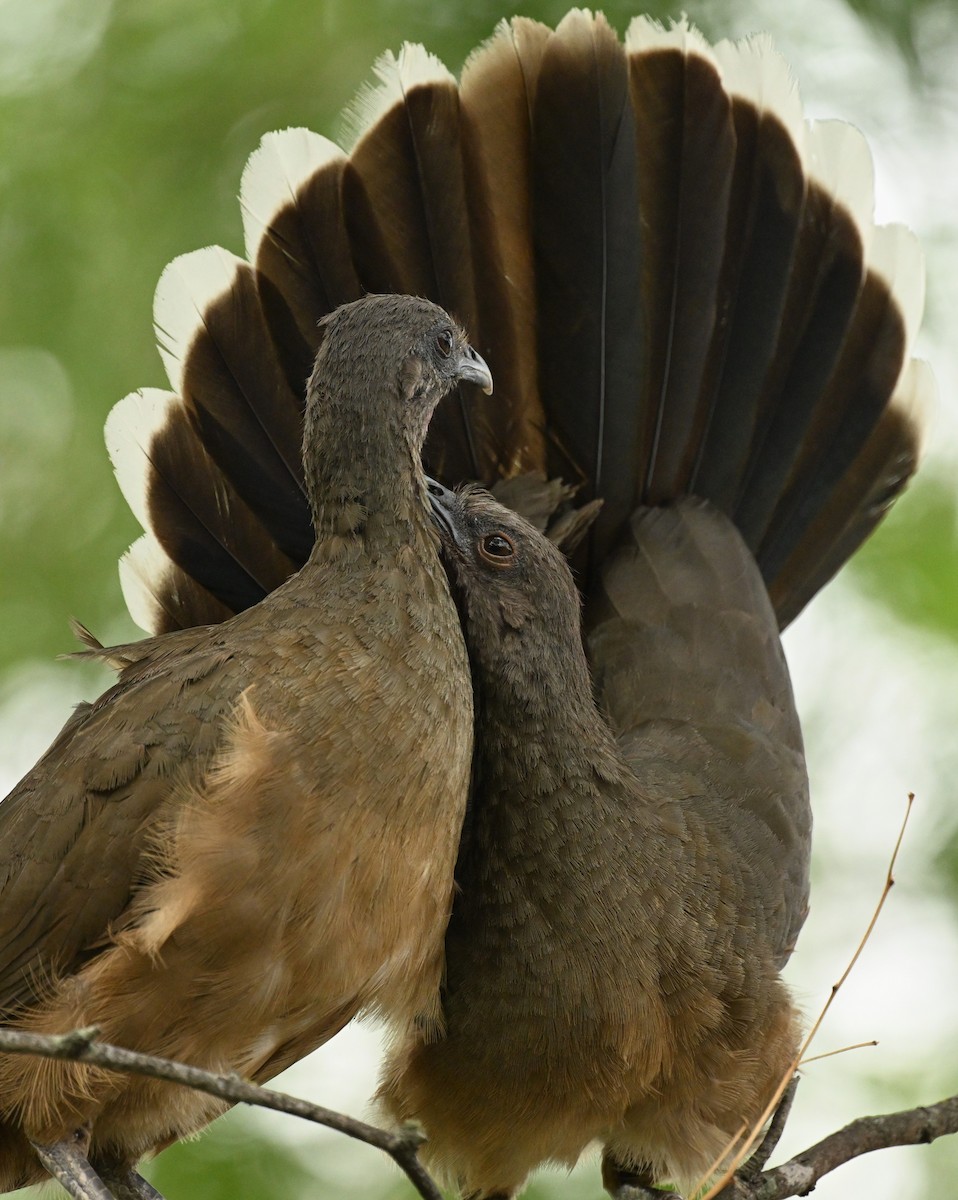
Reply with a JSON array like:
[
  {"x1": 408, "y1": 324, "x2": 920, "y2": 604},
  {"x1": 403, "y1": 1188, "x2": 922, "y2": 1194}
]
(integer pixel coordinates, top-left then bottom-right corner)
[
  {"x1": 459, "y1": 18, "x2": 551, "y2": 479},
  {"x1": 690, "y1": 38, "x2": 807, "y2": 512},
  {"x1": 157, "y1": 250, "x2": 314, "y2": 565},
  {"x1": 625, "y1": 18, "x2": 735, "y2": 506},
  {"x1": 107, "y1": 13, "x2": 930, "y2": 635},
  {"x1": 119, "y1": 533, "x2": 235, "y2": 635},
  {"x1": 343, "y1": 46, "x2": 470, "y2": 309},
  {"x1": 343, "y1": 46, "x2": 491, "y2": 481},
  {"x1": 733, "y1": 121, "x2": 873, "y2": 547},
  {"x1": 240, "y1": 129, "x2": 362, "y2": 396},
  {"x1": 768, "y1": 358, "x2": 933, "y2": 623},
  {"x1": 757, "y1": 224, "x2": 922, "y2": 589},
  {"x1": 530, "y1": 11, "x2": 644, "y2": 566},
  {"x1": 106, "y1": 389, "x2": 294, "y2": 622}
]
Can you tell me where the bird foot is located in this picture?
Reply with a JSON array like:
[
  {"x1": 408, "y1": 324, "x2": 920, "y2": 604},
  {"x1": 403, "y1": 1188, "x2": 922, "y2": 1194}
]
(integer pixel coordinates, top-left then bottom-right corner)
[
  {"x1": 98, "y1": 1165, "x2": 167, "y2": 1200},
  {"x1": 602, "y1": 1154, "x2": 683, "y2": 1200},
  {"x1": 609, "y1": 1187, "x2": 683, "y2": 1200},
  {"x1": 30, "y1": 1128, "x2": 116, "y2": 1200}
]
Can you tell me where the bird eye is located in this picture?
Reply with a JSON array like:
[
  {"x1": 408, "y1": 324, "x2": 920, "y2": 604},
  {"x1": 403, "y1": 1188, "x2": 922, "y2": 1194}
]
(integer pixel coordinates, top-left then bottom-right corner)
[
  {"x1": 436, "y1": 329, "x2": 454, "y2": 358},
  {"x1": 478, "y1": 532, "x2": 516, "y2": 566}
]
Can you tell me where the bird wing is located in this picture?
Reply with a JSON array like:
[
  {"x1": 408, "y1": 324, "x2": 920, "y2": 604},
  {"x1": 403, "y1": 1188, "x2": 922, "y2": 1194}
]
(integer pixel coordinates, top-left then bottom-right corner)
[
  {"x1": 588, "y1": 499, "x2": 810, "y2": 966},
  {"x1": 0, "y1": 627, "x2": 236, "y2": 1012}
]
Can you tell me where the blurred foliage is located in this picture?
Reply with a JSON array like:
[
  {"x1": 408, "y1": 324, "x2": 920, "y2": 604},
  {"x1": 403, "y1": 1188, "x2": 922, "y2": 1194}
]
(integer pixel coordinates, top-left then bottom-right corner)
[
  {"x1": 843, "y1": 0, "x2": 941, "y2": 60},
  {"x1": 1, "y1": 0, "x2": 956, "y2": 1198},
  {"x1": 145, "y1": 1114, "x2": 321, "y2": 1200},
  {"x1": 849, "y1": 473, "x2": 958, "y2": 642}
]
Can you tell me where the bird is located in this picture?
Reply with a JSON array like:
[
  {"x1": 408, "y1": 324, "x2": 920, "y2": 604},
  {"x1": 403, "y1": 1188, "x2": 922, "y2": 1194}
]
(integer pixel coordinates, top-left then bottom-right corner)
[
  {"x1": 6, "y1": 6, "x2": 933, "y2": 1200},
  {"x1": 0, "y1": 294, "x2": 490, "y2": 1196},
  {"x1": 383, "y1": 481, "x2": 807, "y2": 1197}
]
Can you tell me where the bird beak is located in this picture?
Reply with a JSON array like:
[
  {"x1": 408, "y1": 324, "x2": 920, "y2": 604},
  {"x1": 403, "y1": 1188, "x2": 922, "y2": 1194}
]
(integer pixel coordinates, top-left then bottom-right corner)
[
  {"x1": 426, "y1": 478, "x2": 468, "y2": 551},
  {"x1": 455, "y1": 344, "x2": 493, "y2": 394}
]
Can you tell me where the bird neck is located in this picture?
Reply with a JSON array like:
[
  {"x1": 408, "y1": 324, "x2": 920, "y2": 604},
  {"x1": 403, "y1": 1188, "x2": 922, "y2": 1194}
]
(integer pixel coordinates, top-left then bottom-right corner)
[
  {"x1": 473, "y1": 639, "x2": 629, "y2": 802},
  {"x1": 303, "y1": 391, "x2": 431, "y2": 557}
]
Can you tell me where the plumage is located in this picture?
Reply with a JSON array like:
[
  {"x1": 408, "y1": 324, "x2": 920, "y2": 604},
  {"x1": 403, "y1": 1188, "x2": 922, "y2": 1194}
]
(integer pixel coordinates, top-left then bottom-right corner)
[
  {"x1": 4, "y1": 8, "x2": 934, "y2": 1198},
  {"x1": 103, "y1": 13, "x2": 929, "y2": 644},
  {"x1": 159, "y1": 250, "x2": 313, "y2": 562},
  {"x1": 105, "y1": 387, "x2": 294, "y2": 622},
  {"x1": 459, "y1": 19, "x2": 549, "y2": 478},
  {"x1": 731, "y1": 120, "x2": 871, "y2": 548},
  {"x1": 688, "y1": 38, "x2": 807, "y2": 513},
  {"x1": 0, "y1": 295, "x2": 481, "y2": 1192},
  {"x1": 242, "y1": 128, "x2": 362, "y2": 395},
  {"x1": 529, "y1": 9, "x2": 643, "y2": 546},
  {"x1": 380, "y1": 486, "x2": 804, "y2": 1195},
  {"x1": 627, "y1": 18, "x2": 735, "y2": 505}
]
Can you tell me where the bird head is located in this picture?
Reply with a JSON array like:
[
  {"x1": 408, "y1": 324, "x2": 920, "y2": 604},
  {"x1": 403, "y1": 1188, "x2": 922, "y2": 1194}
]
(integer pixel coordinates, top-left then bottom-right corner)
[
  {"x1": 313, "y1": 293, "x2": 492, "y2": 453},
  {"x1": 427, "y1": 480, "x2": 586, "y2": 673}
]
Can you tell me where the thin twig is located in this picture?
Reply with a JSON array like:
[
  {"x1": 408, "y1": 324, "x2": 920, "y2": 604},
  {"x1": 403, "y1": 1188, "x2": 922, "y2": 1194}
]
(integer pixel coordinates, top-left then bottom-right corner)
[
  {"x1": 800, "y1": 1039, "x2": 878, "y2": 1066},
  {"x1": 701, "y1": 792, "x2": 915, "y2": 1199},
  {"x1": 0, "y1": 1027, "x2": 442, "y2": 1200},
  {"x1": 716, "y1": 1094, "x2": 958, "y2": 1199}
]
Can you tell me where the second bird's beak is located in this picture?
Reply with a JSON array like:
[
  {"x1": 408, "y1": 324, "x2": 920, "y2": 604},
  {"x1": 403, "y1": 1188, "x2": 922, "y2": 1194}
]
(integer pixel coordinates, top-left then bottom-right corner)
[
  {"x1": 455, "y1": 344, "x2": 493, "y2": 395},
  {"x1": 426, "y1": 478, "x2": 469, "y2": 552}
]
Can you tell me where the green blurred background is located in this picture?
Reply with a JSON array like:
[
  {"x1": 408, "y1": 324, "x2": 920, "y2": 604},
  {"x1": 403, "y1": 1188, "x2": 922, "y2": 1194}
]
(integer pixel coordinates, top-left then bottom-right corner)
[{"x1": 2, "y1": 0, "x2": 958, "y2": 1197}]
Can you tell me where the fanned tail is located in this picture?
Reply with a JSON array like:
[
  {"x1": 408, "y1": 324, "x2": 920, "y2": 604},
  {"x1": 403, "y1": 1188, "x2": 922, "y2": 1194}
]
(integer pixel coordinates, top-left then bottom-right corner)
[{"x1": 107, "y1": 10, "x2": 931, "y2": 636}]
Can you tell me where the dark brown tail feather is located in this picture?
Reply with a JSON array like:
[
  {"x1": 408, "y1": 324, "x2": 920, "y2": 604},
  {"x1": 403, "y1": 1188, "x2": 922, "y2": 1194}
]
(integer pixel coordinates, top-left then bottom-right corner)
[{"x1": 106, "y1": 14, "x2": 930, "y2": 635}]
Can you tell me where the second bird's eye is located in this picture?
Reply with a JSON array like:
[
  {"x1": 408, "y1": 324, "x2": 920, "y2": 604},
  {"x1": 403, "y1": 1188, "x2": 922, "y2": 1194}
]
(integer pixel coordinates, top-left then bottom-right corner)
[
  {"x1": 436, "y1": 329, "x2": 454, "y2": 358},
  {"x1": 478, "y1": 532, "x2": 516, "y2": 566}
]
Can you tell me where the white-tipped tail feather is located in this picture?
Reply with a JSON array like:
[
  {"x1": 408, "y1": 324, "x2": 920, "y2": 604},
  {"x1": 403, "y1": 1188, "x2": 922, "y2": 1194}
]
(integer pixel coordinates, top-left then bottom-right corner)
[
  {"x1": 104, "y1": 388, "x2": 182, "y2": 532},
  {"x1": 869, "y1": 222, "x2": 926, "y2": 365},
  {"x1": 240, "y1": 128, "x2": 346, "y2": 263},
  {"x1": 341, "y1": 43, "x2": 456, "y2": 150},
  {"x1": 153, "y1": 247, "x2": 246, "y2": 394},
  {"x1": 806, "y1": 119, "x2": 876, "y2": 253},
  {"x1": 625, "y1": 13, "x2": 718, "y2": 61},
  {"x1": 119, "y1": 532, "x2": 178, "y2": 634}
]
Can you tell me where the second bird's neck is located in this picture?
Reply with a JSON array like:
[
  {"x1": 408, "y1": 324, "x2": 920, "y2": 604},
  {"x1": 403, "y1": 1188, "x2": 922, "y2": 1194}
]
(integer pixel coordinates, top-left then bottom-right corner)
[{"x1": 474, "y1": 647, "x2": 632, "y2": 806}]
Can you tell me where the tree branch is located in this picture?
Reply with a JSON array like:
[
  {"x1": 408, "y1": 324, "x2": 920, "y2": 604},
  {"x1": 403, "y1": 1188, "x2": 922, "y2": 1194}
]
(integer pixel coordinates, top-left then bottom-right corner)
[
  {"x1": 0, "y1": 1027, "x2": 443, "y2": 1200},
  {"x1": 717, "y1": 1094, "x2": 958, "y2": 1199},
  {"x1": 1, "y1": 1026, "x2": 956, "y2": 1200}
]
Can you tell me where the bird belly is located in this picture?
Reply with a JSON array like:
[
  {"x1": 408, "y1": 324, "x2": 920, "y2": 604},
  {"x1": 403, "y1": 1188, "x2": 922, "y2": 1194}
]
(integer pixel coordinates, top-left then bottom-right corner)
[
  {"x1": 0, "y1": 674, "x2": 470, "y2": 1174},
  {"x1": 380, "y1": 1019, "x2": 636, "y2": 1195}
]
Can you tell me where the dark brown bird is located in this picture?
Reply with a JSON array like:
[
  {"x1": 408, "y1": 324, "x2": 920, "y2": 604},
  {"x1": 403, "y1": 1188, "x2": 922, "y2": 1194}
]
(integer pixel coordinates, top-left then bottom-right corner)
[
  {"x1": 0, "y1": 294, "x2": 489, "y2": 1194},
  {"x1": 5, "y1": 8, "x2": 932, "y2": 1200},
  {"x1": 381, "y1": 482, "x2": 805, "y2": 1196}
]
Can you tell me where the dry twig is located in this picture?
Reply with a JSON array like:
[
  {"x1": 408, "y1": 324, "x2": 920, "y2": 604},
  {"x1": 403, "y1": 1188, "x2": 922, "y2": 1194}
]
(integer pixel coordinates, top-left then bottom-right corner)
[
  {"x1": 0, "y1": 1023, "x2": 954, "y2": 1200},
  {"x1": 701, "y1": 793, "x2": 915, "y2": 1199},
  {"x1": 0, "y1": 1026, "x2": 442, "y2": 1200},
  {"x1": 715, "y1": 1095, "x2": 958, "y2": 1199}
]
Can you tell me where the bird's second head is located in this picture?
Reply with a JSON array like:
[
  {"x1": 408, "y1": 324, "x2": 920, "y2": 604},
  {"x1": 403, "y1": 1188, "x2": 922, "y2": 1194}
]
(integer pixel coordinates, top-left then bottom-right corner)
[{"x1": 427, "y1": 481, "x2": 594, "y2": 710}]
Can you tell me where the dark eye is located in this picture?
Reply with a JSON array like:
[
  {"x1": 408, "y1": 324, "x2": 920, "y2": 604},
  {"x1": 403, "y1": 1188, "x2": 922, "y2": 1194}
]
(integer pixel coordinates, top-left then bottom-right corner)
[
  {"x1": 478, "y1": 532, "x2": 516, "y2": 567},
  {"x1": 436, "y1": 329, "x2": 454, "y2": 358}
]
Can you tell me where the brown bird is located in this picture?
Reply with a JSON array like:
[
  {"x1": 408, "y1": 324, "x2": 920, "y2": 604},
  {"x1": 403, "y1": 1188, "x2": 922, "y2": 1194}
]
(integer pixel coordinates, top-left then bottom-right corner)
[
  {"x1": 7, "y1": 8, "x2": 932, "y2": 1200},
  {"x1": 382, "y1": 482, "x2": 806, "y2": 1196},
  {"x1": 0, "y1": 294, "x2": 489, "y2": 1195}
]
